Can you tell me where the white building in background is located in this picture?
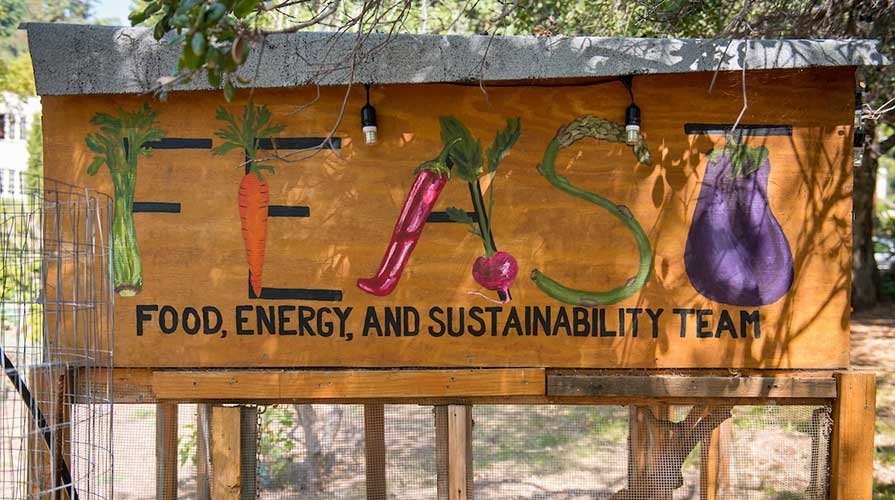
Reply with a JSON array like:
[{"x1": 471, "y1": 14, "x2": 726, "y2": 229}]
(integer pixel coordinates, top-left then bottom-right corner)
[{"x1": 0, "y1": 91, "x2": 41, "y2": 199}]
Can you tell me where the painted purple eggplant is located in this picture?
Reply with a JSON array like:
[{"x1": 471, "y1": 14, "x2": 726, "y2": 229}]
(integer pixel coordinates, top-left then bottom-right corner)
[{"x1": 684, "y1": 144, "x2": 793, "y2": 306}]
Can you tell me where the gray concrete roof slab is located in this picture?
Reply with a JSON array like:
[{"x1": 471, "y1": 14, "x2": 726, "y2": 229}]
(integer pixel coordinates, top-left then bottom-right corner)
[{"x1": 22, "y1": 23, "x2": 887, "y2": 96}]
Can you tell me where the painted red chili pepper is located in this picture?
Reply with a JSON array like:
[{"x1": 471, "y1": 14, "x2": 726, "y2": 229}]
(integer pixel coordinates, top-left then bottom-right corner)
[{"x1": 357, "y1": 145, "x2": 454, "y2": 296}]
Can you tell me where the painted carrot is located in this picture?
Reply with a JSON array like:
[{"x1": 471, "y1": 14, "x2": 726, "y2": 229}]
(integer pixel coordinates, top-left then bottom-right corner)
[
  {"x1": 212, "y1": 101, "x2": 285, "y2": 297},
  {"x1": 239, "y1": 171, "x2": 270, "y2": 296}
]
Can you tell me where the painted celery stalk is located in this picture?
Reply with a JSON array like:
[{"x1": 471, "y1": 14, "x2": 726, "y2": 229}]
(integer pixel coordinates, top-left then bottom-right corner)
[{"x1": 86, "y1": 103, "x2": 165, "y2": 296}]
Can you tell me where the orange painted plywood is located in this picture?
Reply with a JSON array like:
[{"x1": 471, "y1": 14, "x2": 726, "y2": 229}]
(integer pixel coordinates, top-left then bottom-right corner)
[{"x1": 41, "y1": 67, "x2": 854, "y2": 369}]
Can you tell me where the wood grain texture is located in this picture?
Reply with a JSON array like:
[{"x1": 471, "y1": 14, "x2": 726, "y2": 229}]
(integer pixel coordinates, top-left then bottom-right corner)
[
  {"x1": 364, "y1": 404, "x2": 387, "y2": 500},
  {"x1": 152, "y1": 368, "x2": 544, "y2": 399},
  {"x1": 211, "y1": 406, "x2": 242, "y2": 500},
  {"x1": 830, "y1": 372, "x2": 876, "y2": 500},
  {"x1": 42, "y1": 67, "x2": 854, "y2": 369},
  {"x1": 155, "y1": 402, "x2": 178, "y2": 500},
  {"x1": 547, "y1": 374, "x2": 837, "y2": 399},
  {"x1": 448, "y1": 405, "x2": 473, "y2": 500}
]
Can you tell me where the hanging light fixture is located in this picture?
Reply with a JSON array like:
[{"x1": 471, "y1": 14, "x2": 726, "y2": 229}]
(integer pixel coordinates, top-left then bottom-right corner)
[
  {"x1": 361, "y1": 83, "x2": 378, "y2": 145},
  {"x1": 623, "y1": 77, "x2": 641, "y2": 146}
]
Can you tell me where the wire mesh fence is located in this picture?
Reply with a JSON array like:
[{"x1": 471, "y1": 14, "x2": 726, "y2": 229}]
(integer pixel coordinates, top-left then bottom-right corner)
[
  {"x1": 0, "y1": 179, "x2": 114, "y2": 499},
  {"x1": 110, "y1": 402, "x2": 830, "y2": 500}
]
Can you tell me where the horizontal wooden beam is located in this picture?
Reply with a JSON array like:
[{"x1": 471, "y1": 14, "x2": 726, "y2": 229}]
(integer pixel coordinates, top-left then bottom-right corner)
[
  {"x1": 547, "y1": 374, "x2": 837, "y2": 399},
  {"x1": 152, "y1": 369, "x2": 545, "y2": 400}
]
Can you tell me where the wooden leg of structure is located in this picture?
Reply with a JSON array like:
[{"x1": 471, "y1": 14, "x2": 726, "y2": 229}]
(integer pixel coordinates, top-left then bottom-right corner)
[
  {"x1": 435, "y1": 406, "x2": 449, "y2": 500},
  {"x1": 211, "y1": 406, "x2": 242, "y2": 500},
  {"x1": 240, "y1": 406, "x2": 258, "y2": 500},
  {"x1": 830, "y1": 372, "x2": 876, "y2": 500},
  {"x1": 364, "y1": 404, "x2": 387, "y2": 500},
  {"x1": 435, "y1": 405, "x2": 474, "y2": 500},
  {"x1": 196, "y1": 404, "x2": 212, "y2": 500},
  {"x1": 156, "y1": 402, "x2": 178, "y2": 500},
  {"x1": 27, "y1": 367, "x2": 73, "y2": 499},
  {"x1": 700, "y1": 418, "x2": 730, "y2": 500},
  {"x1": 626, "y1": 405, "x2": 673, "y2": 500}
]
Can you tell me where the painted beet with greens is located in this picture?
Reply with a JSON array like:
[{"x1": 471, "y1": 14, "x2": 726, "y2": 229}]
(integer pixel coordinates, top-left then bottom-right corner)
[{"x1": 684, "y1": 144, "x2": 793, "y2": 306}]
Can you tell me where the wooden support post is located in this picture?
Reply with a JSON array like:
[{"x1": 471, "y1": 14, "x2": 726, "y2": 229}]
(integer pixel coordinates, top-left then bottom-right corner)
[
  {"x1": 627, "y1": 405, "x2": 673, "y2": 500},
  {"x1": 700, "y1": 418, "x2": 730, "y2": 500},
  {"x1": 196, "y1": 404, "x2": 212, "y2": 500},
  {"x1": 435, "y1": 406, "x2": 449, "y2": 500},
  {"x1": 435, "y1": 405, "x2": 473, "y2": 500},
  {"x1": 211, "y1": 406, "x2": 242, "y2": 500},
  {"x1": 830, "y1": 372, "x2": 876, "y2": 500},
  {"x1": 26, "y1": 367, "x2": 73, "y2": 499},
  {"x1": 240, "y1": 406, "x2": 258, "y2": 500},
  {"x1": 364, "y1": 404, "x2": 387, "y2": 500},
  {"x1": 156, "y1": 402, "x2": 178, "y2": 500},
  {"x1": 448, "y1": 405, "x2": 473, "y2": 500}
]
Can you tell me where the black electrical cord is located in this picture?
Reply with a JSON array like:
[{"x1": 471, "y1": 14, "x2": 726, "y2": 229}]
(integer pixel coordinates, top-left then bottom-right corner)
[{"x1": 2, "y1": 346, "x2": 79, "y2": 500}]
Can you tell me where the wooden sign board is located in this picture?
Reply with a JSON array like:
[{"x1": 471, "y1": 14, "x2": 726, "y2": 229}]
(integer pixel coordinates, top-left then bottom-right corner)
[{"x1": 42, "y1": 67, "x2": 854, "y2": 369}]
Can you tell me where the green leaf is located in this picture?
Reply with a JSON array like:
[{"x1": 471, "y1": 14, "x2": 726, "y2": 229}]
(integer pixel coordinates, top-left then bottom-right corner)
[
  {"x1": 223, "y1": 80, "x2": 235, "y2": 102},
  {"x1": 233, "y1": 0, "x2": 258, "y2": 18},
  {"x1": 258, "y1": 123, "x2": 286, "y2": 137},
  {"x1": 438, "y1": 116, "x2": 482, "y2": 183},
  {"x1": 445, "y1": 207, "x2": 474, "y2": 224},
  {"x1": 86, "y1": 157, "x2": 104, "y2": 176},
  {"x1": 486, "y1": 117, "x2": 521, "y2": 173},
  {"x1": 190, "y1": 32, "x2": 206, "y2": 56},
  {"x1": 85, "y1": 134, "x2": 105, "y2": 154},
  {"x1": 207, "y1": 68, "x2": 221, "y2": 88},
  {"x1": 211, "y1": 142, "x2": 240, "y2": 156},
  {"x1": 205, "y1": 3, "x2": 227, "y2": 24}
]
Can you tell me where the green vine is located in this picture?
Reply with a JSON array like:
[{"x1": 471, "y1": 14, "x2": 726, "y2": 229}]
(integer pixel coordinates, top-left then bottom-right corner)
[{"x1": 530, "y1": 115, "x2": 654, "y2": 306}]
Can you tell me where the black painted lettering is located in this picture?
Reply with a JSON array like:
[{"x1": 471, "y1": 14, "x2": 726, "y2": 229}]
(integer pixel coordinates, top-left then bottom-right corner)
[
  {"x1": 715, "y1": 310, "x2": 738, "y2": 338},
  {"x1": 182, "y1": 307, "x2": 200, "y2": 335},
  {"x1": 236, "y1": 305, "x2": 253, "y2": 335},
  {"x1": 599, "y1": 309, "x2": 616, "y2": 337},
  {"x1": 257, "y1": 305, "x2": 276, "y2": 335},
  {"x1": 447, "y1": 307, "x2": 465, "y2": 337},
  {"x1": 647, "y1": 308, "x2": 664, "y2": 338},
  {"x1": 159, "y1": 305, "x2": 178, "y2": 334},
  {"x1": 468, "y1": 307, "x2": 486, "y2": 337},
  {"x1": 317, "y1": 307, "x2": 334, "y2": 337},
  {"x1": 741, "y1": 310, "x2": 761, "y2": 339},
  {"x1": 553, "y1": 307, "x2": 570, "y2": 336},
  {"x1": 502, "y1": 307, "x2": 523, "y2": 336},
  {"x1": 203, "y1": 307, "x2": 222, "y2": 335},
  {"x1": 533, "y1": 307, "x2": 551, "y2": 336},
  {"x1": 673, "y1": 308, "x2": 694, "y2": 338},
  {"x1": 485, "y1": 307, "x2": 502, "y2": 336},
  {"x1": 335, "y1": 307, "x2": 353, "y2": 338},
  {"x1": 626, "y1": 308, "x2": 643, "y2": 338},
  {"x1": 696, "y1": 309, "x2": 713, "y2": 338},
  {"x1": 427, "y1": 307, "x2": 445, "y2": 337},
  {"x1": 404, "y1": 307, "x2": 420, "y2": 337},
  {"x1": 365, "y1": 306, "x2": 384, "y2": 336},
  {"x1": 572, "y1": 307, "x2": 589, "y2": 337},
  {"x1": 298, "y1": 306, "x2": 316, "y2": 336},
  {"x1": 279, "y1": 305, "x2": 297, "y2": 336},
  {"x1": 384, "y1": 307, "x2": 400, "y2": 336},
  {"x1": 136, "y1": 305, "x2": 158, "y2": 336}
]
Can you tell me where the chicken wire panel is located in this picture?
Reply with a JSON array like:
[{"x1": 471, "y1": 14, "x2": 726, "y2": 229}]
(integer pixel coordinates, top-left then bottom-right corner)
[
  {"x1": 471, "y1": 405, "x2": 831, "y2": 500},
  {"x1": 720, "y1": 405, "x2": 832, "y2": 499},
  {"x1": 473, "y1": 405, "x2": 631, "y2": 499},
  {"x1": 384, "y1": 404, "x2": 437, "y2": 499},
  {"x1": 0, "y1": 180, "x2": 114, "y2": 500},
  {"x1": 256, "y1": 404, "x2": 366, "y2": 499}
]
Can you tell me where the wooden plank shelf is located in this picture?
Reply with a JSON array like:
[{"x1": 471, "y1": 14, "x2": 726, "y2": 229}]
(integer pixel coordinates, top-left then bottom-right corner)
[
  {"x1": 152, "y1": 368, "x2": 545, "y2": 400},
  {"x1": 547, "y1": 374, "x2": 838, "y2": 400}
]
